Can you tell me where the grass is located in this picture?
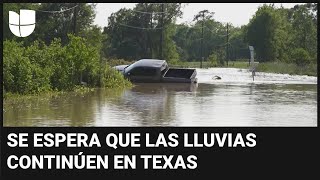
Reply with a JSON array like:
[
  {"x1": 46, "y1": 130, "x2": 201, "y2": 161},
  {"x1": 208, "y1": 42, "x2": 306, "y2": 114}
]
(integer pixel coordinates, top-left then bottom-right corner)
[
  {"x1": 171, "y1": 60, "x2": 252, "y2": 69},
  {"x1": 255, "y1": 62, "x2": 317, "y2": 76},
  {"x1": 170, "y1": 61, "x2": 213, "y2": 68}
]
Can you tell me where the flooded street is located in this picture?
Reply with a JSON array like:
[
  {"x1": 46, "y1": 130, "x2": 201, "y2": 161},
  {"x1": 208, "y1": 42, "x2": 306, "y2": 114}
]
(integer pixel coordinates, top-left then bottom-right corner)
[{"x1": 3, "y1": 68, "x2": 317, "y2": 127}]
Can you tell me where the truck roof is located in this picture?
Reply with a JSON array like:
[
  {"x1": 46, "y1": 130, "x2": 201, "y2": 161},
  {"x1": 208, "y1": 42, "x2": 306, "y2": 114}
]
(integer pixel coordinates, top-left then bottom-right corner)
[{"x1": 133, "y1": 59, "x2": 166, "y2": 68}]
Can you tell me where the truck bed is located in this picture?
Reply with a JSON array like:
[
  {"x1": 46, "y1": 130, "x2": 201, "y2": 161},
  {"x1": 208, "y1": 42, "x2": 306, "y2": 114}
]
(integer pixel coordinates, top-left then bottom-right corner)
[{"x1": 162, "y1": 68, "x2": 197, "y2": 83}]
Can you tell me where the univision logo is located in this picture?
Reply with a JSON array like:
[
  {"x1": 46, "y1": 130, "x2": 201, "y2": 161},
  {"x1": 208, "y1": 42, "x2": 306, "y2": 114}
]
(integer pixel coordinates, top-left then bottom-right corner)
[{"x1": 9, "y1": 9, "x2": 36, "y2": 37}]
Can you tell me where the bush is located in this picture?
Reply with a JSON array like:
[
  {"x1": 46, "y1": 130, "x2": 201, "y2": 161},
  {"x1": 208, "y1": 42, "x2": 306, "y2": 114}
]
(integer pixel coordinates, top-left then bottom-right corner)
[
  {"x1": 105, "y1": 58, "x2": 134, "y2": 67},
  {"x1": 208, "y1": 52, "x2": 218, "y2": 67},
  {"x1": 3, "y1": 35, "x2": 132, "y2": 95},
  {"x1": 100, "y1": 65, "x2": 132, "y2": 88},
  {"x1": 4, "y1": 41, "x2": 35, "y2": 94},
  {"x1": 3, "y1": 40, "x2": 22, "y2": 93},
  {"x1": 290, "y1": 48, "x2": 311, "y2": 66}
]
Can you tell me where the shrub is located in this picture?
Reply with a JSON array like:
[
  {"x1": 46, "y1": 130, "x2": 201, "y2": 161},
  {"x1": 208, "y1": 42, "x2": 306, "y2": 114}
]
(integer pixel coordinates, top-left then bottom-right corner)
[
  {"x1": 105, "y1": 58, "x2": 134, "y2": 67},
  {"x1": 3, "y1": 35, "x2": 132, "y2": 95},
  {"x1": 290, "y1": 48, "x2": 311, "y2": 66},
  {"x1": 208, "y1": 52, "x2": 218, "y2": 67},
  {"x1": 3, "y1": 41, "x2": 34, "y2": 94},
  {"x1": 100, "y1": 65, "x2": 132, "y2": 89}
]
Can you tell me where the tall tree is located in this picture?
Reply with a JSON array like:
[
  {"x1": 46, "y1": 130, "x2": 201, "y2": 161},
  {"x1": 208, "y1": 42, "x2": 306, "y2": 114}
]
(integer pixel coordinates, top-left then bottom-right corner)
[
  {"x1": 3, "y1": 3, "x2": 96, "y2": 45},
  {"x1": 246, "y1": 4, "x2": 280, "y2": 61},
  {"x1": 104, "y1": 3, "x2": 183, "y2": 62},
  {"x1": 3, "y1": 3, "x2": 40, "y2": 41},
  {"x1": 288, "y1": 3, "x2": 317, "y2": 59}
]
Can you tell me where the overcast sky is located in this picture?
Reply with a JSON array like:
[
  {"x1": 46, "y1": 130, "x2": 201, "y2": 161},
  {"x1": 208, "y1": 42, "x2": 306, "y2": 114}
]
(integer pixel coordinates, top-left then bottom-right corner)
[{"x1": 93, "y1": 3, "x2": 305, "y2": 28}]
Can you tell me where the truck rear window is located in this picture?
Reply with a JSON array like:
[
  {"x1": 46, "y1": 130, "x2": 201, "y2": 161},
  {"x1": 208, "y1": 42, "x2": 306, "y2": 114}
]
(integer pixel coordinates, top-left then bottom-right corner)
[
  {"x1": 130, "y1": 67, "x2": 157, "y2": 76},
  {"x1": 164, "y1": 68, "x2": 195, "y2": 78}
]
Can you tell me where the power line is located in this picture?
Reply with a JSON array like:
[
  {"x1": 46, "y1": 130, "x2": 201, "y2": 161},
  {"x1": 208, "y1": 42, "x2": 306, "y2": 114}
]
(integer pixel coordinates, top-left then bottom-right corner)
[
  {"x1": 131, "y1": 9, "x2": 167, "y2": 14},
  {"x1": 213, "y1": 42, "x2": 230, "y2": 48},
  {"x1": 176, "y1": 24, "x2": 231, "y2": 39},
  {"x1": 117, "y1": 22, "x2": 163, "y2": 30},
  {"x1": 35, "y1": 5, "x2": 79, "y2": 13},
  {"x1": 173, "y1": 36, "x2": 203, "y2": 42},
  {"x1": 189, "y1": 25, "x2": 203, "y2": 29},
  {"x1": 203, "y1": 26, "x2": 231, "y2": 37},
  {"x1": 173, "y1": 36, "x2": 230, "y2": 47}
]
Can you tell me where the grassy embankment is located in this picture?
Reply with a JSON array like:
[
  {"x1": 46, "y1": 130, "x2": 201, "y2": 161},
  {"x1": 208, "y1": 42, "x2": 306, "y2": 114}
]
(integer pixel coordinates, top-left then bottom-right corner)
[{"x1": 171, "y1": 60, "x2": 317, "y2": 76}]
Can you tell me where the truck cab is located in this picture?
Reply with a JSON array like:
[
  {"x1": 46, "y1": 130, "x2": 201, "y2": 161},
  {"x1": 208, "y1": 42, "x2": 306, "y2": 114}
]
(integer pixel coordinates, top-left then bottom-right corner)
[
  {"x1": 123, "y1": 59, "x2": 168, "y2": 83},
  {"x1": 114, "y1": 59, "x2": 197, "y2": 83}
]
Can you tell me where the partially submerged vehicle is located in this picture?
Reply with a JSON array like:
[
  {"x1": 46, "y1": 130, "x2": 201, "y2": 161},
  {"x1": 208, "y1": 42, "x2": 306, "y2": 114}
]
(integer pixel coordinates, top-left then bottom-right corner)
[{"x1": 114, "y1": 59, "x2": 197, "y2": 83}]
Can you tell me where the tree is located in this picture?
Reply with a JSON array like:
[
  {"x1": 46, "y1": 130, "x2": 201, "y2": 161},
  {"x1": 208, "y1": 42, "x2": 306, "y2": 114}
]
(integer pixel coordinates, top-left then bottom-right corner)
[
  {"x1": 3, "y1": 3, "x2": 40, "y2": 41},
  {"x1": 104, "y1": 3, "x2": 183, "y2": 62},
  {"x1": 246, "y1": 4, "x2": 282, "y2": 62},
  {"x1": 290, "y1": 48, "x2": 311, "y2": 66},
  {"x1": 288, "y1": 4, "x2": 317, "y2": 59},
  {"x1": 193, "y1": 10, "x2": 214, "y2": 65},
  {"x1": 246, "y1": 3, "x2": 317, "y2": 63},
  {"x1": 3, "y1": 3, "x2": 96, "y2": 45},
  {"x1": 228, "y1": 26, "x2": 248, "y2": 60},
  {"x1": 35, "y1": 3, "x2": 96, "y2": 45},
  {"x1": 173, "y1": 10, "x2": 227, "y2": 62}
]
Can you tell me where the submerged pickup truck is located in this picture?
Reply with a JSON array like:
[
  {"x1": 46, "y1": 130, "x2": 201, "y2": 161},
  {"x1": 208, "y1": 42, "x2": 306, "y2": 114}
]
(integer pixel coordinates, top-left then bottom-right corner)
[{"x1": 114, "y1": 59, "x2": 197, "y2": 83}]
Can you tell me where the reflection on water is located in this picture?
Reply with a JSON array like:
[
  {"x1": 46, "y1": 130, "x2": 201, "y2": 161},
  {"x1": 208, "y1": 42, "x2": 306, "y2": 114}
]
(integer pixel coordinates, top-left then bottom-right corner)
[{"x1": 3, "y1": 68, "x2": 317, "y2": 127}]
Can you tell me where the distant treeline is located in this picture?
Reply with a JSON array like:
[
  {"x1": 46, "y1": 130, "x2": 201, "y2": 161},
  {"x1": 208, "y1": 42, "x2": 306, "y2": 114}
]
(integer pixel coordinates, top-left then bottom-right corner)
[{"x1": 103, "y1": 3, "x2": 317, "y2": 66}]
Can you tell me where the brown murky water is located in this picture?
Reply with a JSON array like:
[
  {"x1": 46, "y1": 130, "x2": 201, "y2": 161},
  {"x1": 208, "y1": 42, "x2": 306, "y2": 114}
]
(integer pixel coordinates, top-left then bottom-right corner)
[{"x1": 3, "y1": 68, "x2": 317, "y2": 127}]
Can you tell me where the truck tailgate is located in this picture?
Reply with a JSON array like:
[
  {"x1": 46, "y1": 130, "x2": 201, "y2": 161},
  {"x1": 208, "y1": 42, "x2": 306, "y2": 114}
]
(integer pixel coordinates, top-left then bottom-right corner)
[{"x1": 162, "y1": 68, "x2": 197, "y2": 83}]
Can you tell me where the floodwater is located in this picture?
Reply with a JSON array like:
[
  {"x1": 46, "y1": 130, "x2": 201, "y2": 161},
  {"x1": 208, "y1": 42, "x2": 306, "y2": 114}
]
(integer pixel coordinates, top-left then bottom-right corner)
[{"x1": 3, "y1": 68, "x2": 317, "y2": 127}]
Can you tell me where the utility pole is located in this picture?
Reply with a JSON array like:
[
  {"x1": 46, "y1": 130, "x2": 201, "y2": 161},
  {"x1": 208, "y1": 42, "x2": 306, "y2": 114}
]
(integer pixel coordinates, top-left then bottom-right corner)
[
  {"x1": 145, "y1": 3, "x2": 149, "y2": 57},
  {"x1": 226, "y1": 23, "x2": 229, "y2": 66},
  {"x1": 73, "y1": 3, "x2": 83, "y2": 84},
  {"x1": 160, "y1": 3, "x2": 164, "y2": 59},
  {"x1": 150, "y1": 6, "x2": 153, "y2": 58},
  {"x1": 200, "y1": 11, "x2": 204, "y2": 68},
  {"x1": 73, "y1": 3, "x2": 78, "y2": 36}
]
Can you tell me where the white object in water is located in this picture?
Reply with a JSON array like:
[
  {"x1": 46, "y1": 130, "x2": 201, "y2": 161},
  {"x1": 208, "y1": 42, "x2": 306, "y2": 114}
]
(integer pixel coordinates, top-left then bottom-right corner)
[{"x1": 212, "y1": 75, "x2": 222, "y2": 80}]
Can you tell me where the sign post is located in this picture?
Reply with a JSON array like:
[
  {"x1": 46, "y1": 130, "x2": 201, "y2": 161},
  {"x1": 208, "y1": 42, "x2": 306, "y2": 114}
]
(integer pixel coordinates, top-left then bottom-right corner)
[{"x1": 249, "y1": 46, "x2": 255, "y2": 81}]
